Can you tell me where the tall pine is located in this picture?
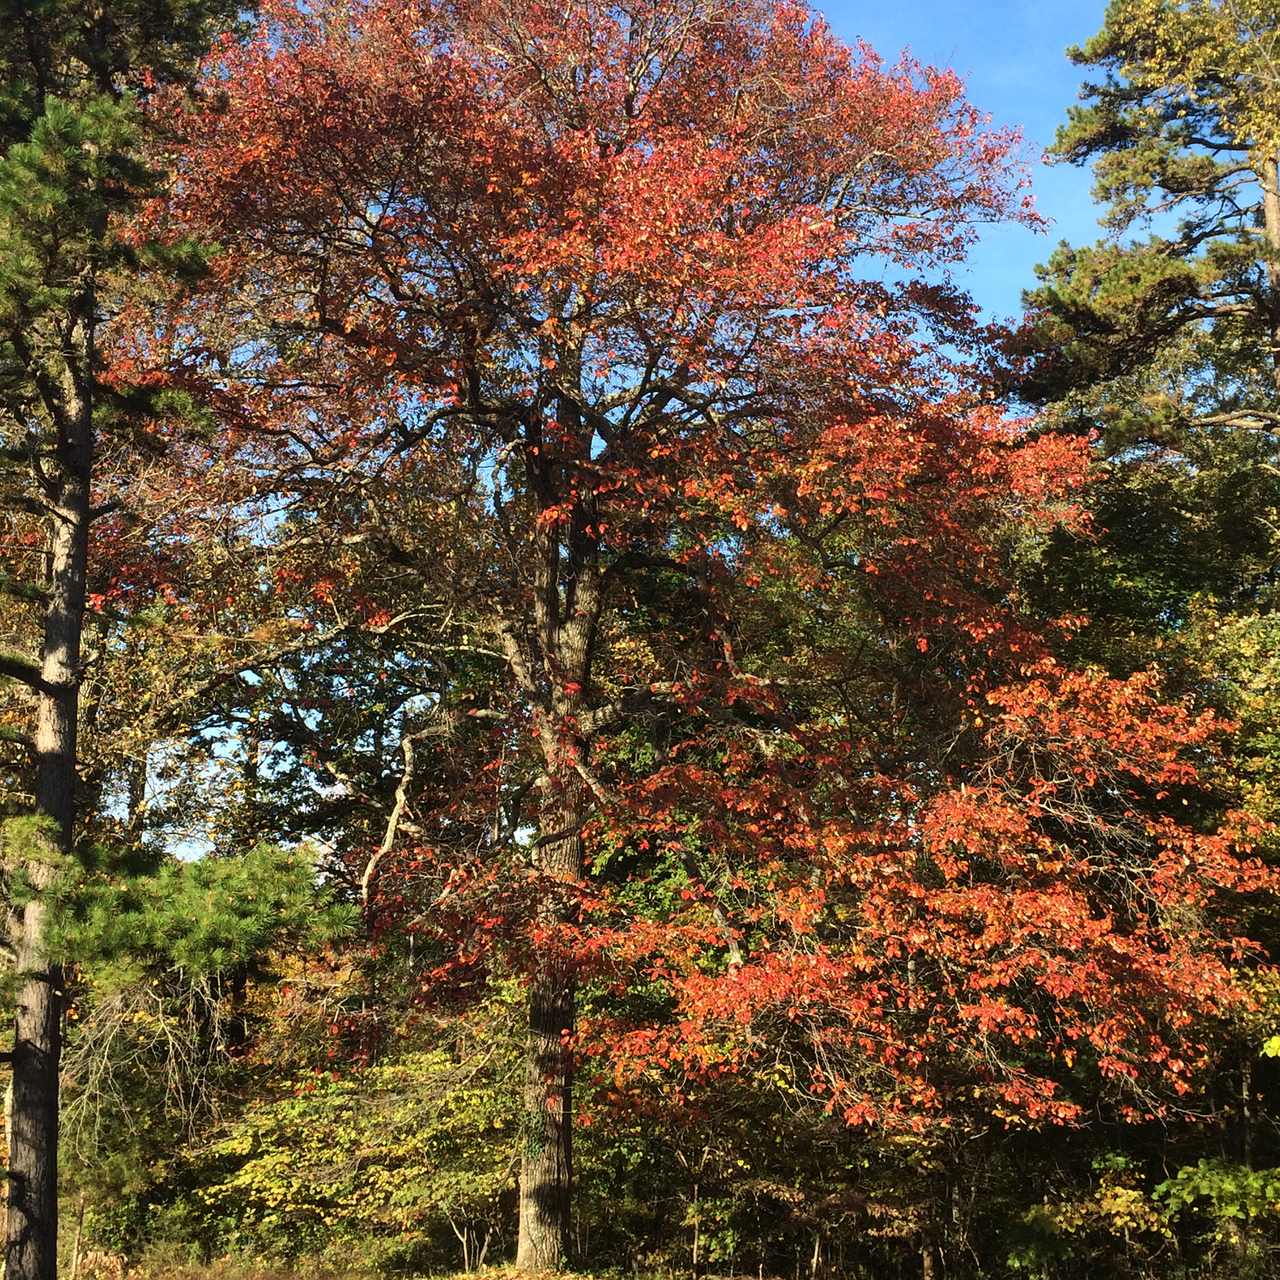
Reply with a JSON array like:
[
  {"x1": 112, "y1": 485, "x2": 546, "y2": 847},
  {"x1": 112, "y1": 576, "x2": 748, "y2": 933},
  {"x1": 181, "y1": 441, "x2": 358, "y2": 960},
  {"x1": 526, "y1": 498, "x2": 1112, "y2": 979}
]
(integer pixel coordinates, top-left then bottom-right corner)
[
  {"x1": 1026, "y1": 0, "x2": 1280, "y2": 398},
  {"x1": 0, "y1": 5, "x2": 240, "y2": 1278},
  {"x1": 1015, "y1": 0, "x2": 1280, "y2": 672}
]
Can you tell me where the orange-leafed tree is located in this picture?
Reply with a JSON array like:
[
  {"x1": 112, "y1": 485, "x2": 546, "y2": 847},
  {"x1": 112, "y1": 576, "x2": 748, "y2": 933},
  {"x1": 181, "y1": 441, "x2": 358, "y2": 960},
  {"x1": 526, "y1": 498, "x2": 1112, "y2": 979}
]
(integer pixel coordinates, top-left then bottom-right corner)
[{"x1": 141, "y1": 0, "x2": 1272, "y2": 1266}]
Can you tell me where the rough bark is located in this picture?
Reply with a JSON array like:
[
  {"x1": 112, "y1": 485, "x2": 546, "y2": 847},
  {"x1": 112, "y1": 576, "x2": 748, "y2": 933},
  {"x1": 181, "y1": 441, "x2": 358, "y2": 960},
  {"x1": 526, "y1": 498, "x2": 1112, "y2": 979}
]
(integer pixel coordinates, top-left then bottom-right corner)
[
  {"x1": 7, "y1": 899, "x2": 63, "y2": 1280},
  {"x1": 1263, "y1": 155, "x2": 1280, "y2": 397},
  {"x1": 8, "y1": 280, "x2": 94, "y2": 1280},
  {"x1": 515, "y1": 760, "x2": 587, "y2": 1270},
  {"x1": 513, "y1": 412, "x2": 597, "y2": 1269},
  {"x1": 517, "y1": 965, "x2": 576, "y2": 1270}
]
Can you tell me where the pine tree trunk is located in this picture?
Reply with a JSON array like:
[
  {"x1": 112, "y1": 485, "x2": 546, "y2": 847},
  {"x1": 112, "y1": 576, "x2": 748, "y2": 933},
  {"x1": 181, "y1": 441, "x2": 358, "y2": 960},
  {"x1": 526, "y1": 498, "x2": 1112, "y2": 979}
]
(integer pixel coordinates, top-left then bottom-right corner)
[
  {"x1": 8, "y1": 281, "x2": 94, "y2": 1280},
  {"x1": 515, "y1": 773, "x2": 585, "y2": 1271},
  {"x1": 1262, "y1": 155, "x2": 1280, "y2": 397},
  {"x1": 7, "y1": 911, "x2": 62, "y2": 1280}
]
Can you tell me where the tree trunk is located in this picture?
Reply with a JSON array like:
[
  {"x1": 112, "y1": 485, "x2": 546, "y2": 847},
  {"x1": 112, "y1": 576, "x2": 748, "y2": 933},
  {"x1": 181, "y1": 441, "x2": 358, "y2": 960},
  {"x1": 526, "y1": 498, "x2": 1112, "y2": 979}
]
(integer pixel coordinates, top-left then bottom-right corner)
[
  {"x1": 515, "y1": 772, "x2": 585, "y2": 1271},
  {"x1": 8, "y1": 284, "x2": 94, "y2": 1280},
  {"x1": 7, "y1": 903, "x2": 62, "y2": 1280},
  {"x1": 517, "y1": 971, "x2": 575, "y2": 1271},
  {"x1": 511, "y1": 380, "x2": 599, "y2": 1270},
  {"x1": 1262, "y1": 154, "x2": 1280, "y2": 396}
]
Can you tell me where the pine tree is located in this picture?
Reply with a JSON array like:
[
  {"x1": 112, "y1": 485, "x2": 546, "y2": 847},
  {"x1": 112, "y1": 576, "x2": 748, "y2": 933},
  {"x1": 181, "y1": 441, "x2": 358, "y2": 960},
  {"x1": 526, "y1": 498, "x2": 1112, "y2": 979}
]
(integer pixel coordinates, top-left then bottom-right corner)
[
  {"x1": 0, "y1": 5, "x2": 242, "y2": 1278},
  {"x1": 1015, "y1": 0, "x2": 1280, "y2": 671},
  {"x1": 1025, "y1": 0, "x2": 1280, "y2": 403}
]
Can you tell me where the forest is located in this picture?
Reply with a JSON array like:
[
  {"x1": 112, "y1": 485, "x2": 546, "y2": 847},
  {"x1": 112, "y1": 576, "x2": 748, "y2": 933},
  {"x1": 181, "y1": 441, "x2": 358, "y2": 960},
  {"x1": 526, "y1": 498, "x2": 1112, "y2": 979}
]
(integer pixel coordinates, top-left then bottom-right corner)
[{"x1": 1, "y1": 0, "x2": 1280, "y2": 1278}]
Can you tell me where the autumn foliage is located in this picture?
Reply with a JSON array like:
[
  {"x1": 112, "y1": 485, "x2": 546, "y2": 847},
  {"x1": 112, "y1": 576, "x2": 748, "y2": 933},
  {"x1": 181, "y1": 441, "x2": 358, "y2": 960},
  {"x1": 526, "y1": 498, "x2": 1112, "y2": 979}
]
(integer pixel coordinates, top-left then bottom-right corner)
[{"x1": 30, "y1": 0, "x2": 1273, "y2": 1272}]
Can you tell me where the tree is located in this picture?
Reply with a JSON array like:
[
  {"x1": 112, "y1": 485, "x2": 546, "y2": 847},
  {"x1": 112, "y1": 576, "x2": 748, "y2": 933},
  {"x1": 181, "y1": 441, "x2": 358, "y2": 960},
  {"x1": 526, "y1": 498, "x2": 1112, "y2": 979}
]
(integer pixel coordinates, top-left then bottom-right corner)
[
  {"x1": 58, "y1": 843, "x2": 349, "y2": 1147},
  {"x1": 151, "y1": 0, "x2": 1273, "y2": 1267},
  {"x1": 1013, "y1": 0, "x2": 1280, "y2": 674},
  {"x1": 1008, "y1": 0, "x2": 1280, "y2": 941},
  {"x1": 1025, "y1": 0, "x2": 1280, "y2": 402},
  {"x1": 1012, "y1": 1, "x2": 1280, "y2": 854},
  {"x1": 0, "y1": 4, "x2": 242, "y2": 1277},
  {"x1": 1003, "y1": 9, "x2": 1280, "y2": 1260}
]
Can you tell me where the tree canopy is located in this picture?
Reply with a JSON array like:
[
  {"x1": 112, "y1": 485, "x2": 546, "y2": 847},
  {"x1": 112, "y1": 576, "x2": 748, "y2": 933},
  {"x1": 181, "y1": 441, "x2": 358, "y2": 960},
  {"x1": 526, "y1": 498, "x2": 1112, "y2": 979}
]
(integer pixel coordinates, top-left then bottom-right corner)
[{"x1": 0, "y1": 2, "x2": 1277, "y2": 1279}]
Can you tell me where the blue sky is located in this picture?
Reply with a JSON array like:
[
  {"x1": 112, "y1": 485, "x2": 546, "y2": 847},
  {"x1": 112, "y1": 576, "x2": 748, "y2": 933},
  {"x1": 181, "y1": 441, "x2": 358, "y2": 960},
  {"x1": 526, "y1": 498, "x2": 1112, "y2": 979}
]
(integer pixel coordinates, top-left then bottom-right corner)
[{"x1": 817, "y1": 0, "x2": 1111, "y2": 319}]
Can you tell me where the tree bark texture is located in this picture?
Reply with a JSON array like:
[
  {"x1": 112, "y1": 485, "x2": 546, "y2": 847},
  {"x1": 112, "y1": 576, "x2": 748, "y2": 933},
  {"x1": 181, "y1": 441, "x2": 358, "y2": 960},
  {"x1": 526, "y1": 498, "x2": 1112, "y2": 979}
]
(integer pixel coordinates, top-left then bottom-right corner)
[
  {"x1": 517, "y1": 969, "x2": 575, "y2": 1271},
  {"x1": 507, "y1": 382, "x2": 601, "y2": 1270},
  {"x1": 7, "y1": 901, "x2": 63, "y2": 1280},
  {"x1": 8, "y1": 282, "x2": 94, "y2": 1280},
  {"x1": 516, "y1": 772, "x2": 586, "y2": 1271},
  {"x1": 1262, "y1": 154, "x2": 1280, "y2": 396}
]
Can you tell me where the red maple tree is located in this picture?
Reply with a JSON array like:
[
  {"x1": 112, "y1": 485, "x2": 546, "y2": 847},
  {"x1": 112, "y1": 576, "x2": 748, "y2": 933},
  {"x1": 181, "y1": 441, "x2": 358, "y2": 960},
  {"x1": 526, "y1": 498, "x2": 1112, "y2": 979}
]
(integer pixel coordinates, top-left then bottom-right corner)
[{"x1": 135, "y1": 0, "x2": 1273, "y2": 1265}]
